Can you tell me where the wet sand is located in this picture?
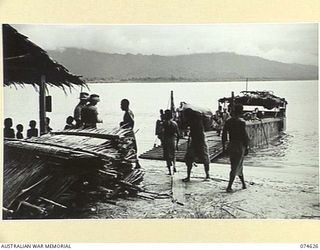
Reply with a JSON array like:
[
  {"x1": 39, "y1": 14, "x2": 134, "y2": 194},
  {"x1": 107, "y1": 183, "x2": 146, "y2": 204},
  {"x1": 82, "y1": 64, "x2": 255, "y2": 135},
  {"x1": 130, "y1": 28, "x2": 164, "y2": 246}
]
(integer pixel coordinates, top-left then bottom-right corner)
[{"x1": 82, "y1": 159, "x2": 319, "y2": 219}]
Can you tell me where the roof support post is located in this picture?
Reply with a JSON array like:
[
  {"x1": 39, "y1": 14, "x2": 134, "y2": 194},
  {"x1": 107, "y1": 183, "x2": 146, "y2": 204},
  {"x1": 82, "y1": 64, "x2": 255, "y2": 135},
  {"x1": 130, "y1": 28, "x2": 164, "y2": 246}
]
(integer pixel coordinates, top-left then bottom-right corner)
[{"x1": 39, "y1": 75, "x2": 47, "y2": 135}]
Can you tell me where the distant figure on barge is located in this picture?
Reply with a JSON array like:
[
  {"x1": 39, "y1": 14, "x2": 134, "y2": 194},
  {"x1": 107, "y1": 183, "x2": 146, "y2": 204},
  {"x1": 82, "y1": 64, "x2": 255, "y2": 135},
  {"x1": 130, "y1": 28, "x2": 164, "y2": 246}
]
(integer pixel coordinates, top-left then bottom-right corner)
[
  {"x1": 155, "y1": 109, "x2": 164, "y2": 147},
  {"x1": 222, "y1": 104, "x2": 249, "y2": 193}
]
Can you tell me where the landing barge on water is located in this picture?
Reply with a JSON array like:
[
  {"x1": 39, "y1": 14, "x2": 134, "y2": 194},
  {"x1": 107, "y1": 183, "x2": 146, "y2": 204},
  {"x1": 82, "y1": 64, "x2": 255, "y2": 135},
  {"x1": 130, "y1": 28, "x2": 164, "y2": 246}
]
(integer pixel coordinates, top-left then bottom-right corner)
[{"x1": 139, "y1": 90, "x2": 287, "y2": 162}]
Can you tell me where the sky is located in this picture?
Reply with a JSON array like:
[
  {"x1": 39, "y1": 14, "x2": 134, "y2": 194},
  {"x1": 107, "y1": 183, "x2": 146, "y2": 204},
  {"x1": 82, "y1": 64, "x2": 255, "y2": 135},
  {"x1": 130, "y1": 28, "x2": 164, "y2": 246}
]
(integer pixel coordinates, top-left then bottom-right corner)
[{"x1": 12, "y1": 23, "x2": 318, "y2": 66}]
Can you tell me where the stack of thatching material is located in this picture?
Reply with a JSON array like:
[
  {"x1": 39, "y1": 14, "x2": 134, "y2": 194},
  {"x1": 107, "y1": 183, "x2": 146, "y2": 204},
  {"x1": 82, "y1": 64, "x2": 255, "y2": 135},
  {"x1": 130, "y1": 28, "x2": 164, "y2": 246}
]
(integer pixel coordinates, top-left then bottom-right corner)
[{"x1": 3, "y1": 128, "x2": 144, "y2": 219}]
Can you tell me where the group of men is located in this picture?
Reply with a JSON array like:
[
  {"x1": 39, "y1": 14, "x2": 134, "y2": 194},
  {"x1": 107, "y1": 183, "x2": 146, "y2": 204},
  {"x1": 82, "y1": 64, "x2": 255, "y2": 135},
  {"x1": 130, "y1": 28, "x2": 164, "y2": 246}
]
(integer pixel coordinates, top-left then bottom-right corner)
[
  {"x1": 73, "y1": 92, "x2": 249, "y2": 193},
  {"x1": 73, "y1": 92, "x2": 134, "y2": 130},
  {"x1": 73, "y1": 92, "x2": 102, "y2": 129},
  {"x1": 157, "y1": 104, "x2": 249, "y2": 193}
]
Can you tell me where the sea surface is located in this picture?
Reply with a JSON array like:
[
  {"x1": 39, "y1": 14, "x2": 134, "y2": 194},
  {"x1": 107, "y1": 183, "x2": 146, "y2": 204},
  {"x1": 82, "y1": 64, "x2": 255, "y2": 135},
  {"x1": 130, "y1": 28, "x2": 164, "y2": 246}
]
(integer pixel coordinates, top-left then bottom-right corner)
[{"x1": 4, "y1": 80, "x2": 319, "y2": 169}]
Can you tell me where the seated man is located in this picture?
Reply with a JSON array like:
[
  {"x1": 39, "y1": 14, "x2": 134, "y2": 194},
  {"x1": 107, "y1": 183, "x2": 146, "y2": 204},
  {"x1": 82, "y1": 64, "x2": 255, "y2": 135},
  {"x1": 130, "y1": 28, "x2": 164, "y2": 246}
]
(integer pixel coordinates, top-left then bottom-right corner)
[{"x1": 4, "y1": 118, "x2": 15, "y2": 138}]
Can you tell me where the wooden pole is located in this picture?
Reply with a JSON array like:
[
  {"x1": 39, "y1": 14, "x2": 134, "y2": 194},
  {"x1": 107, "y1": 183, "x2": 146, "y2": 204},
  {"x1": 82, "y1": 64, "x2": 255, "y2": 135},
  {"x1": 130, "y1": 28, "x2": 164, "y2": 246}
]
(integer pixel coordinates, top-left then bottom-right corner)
[
  {"x1": 231, "y1": 91, "x2": 235, "y2": 113},
  {"x1": 246, "y1": 78, "x2": 248, "y2": 91},
  {"x1": 170, "y1": 90, "x2": 175, "y2": 117},
  {"x1": 39, "y1": 75, "x2": 46, "y2": 135}
]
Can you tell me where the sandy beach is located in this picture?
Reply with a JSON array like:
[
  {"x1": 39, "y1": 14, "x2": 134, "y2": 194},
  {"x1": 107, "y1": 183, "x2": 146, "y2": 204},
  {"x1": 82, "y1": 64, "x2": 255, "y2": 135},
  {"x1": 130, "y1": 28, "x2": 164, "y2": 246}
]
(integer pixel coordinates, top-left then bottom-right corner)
[{"x1": 80, "y1": 159, "x2": 319, "y2": 219}]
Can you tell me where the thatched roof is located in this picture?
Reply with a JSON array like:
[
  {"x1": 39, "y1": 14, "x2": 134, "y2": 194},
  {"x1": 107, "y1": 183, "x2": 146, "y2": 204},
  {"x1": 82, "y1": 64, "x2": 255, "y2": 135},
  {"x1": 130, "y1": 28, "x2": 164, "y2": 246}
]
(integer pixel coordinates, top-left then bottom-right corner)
[
  {"x1": 219, "y1": 91, "x2": 287, "y2": 110},
  {"x1": 3, "y1": 24, "x2": 86, "y2": 90}
]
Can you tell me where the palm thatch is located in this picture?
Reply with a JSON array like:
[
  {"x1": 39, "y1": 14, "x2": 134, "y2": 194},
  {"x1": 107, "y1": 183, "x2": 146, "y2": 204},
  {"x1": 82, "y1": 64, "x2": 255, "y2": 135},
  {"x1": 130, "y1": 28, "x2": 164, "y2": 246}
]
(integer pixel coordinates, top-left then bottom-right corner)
[
  {"x1": 3, "y1": 24, "x2": 86, "y2": 90},
  {"x1": 3, "y1": 128, "x2": 144, "y2": 219},
  {"x1": 219, "y1": 91, "x2": 287, "y2": 110}
]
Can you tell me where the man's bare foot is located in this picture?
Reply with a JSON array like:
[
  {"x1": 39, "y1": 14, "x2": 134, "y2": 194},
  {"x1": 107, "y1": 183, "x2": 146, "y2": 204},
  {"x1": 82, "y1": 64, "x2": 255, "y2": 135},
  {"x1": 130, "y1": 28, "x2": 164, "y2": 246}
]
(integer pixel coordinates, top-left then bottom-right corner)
[{"x1": 226, "y1": 187, "x2": 233, "y2": 193}]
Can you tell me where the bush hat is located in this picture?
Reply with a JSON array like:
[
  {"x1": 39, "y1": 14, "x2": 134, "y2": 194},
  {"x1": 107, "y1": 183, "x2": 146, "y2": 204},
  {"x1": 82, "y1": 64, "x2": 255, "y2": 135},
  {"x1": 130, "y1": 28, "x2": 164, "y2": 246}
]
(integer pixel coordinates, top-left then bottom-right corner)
[
  {"x1": 79, "y1": 92, "x2": 89, "y2": 100},
  {"x1": 89, "y1": 94, "x2": 100, "y2": 102}
]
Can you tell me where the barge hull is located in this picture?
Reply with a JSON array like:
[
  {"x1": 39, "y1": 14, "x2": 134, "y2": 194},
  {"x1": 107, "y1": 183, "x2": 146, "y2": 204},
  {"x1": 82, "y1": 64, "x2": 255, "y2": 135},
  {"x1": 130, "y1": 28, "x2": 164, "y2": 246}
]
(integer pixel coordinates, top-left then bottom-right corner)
[{"x1": 139, "y1": 118, "x2": 285, "y2": 163}]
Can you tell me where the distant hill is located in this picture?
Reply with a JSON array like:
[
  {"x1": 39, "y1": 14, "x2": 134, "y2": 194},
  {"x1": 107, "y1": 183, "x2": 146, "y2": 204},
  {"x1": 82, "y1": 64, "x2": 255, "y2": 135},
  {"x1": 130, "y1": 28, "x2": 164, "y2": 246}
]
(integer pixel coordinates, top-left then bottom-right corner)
[{"x1": 47, "y1": 48, "x2": 318, "y2": 82}]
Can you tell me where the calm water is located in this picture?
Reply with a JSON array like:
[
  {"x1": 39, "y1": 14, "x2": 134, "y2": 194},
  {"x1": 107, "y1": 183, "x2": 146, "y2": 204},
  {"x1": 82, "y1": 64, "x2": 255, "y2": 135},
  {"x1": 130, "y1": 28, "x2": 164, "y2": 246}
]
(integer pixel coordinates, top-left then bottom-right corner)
[{"x1": 4, "y1": 80, "x2": 319, "y2": 169}]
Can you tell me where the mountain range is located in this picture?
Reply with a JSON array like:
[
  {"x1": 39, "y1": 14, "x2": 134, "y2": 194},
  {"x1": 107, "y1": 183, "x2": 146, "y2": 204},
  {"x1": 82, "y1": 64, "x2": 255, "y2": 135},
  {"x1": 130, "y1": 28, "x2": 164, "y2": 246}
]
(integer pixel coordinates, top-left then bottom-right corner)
[{"x1": 47, "y1": 48, "x2": 318, "y2": 82}]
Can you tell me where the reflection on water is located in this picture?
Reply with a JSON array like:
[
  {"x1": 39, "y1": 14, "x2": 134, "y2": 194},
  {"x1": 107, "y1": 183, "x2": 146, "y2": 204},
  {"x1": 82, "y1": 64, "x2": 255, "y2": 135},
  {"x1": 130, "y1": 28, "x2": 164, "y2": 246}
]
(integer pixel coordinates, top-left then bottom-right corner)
[
  {"x1": 236, "y1": 133, "x2": 293, "y2": 168},
  {"x1": 4, "y1": 80, "x2": 319, "y2": 170}
]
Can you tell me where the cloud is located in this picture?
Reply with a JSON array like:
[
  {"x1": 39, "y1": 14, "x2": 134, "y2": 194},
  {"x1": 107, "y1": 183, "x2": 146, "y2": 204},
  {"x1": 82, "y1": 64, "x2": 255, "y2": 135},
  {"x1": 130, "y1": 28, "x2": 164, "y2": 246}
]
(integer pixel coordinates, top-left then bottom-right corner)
[{"x1": 12, "y1": 23, "x2": 318, "y2": 65}]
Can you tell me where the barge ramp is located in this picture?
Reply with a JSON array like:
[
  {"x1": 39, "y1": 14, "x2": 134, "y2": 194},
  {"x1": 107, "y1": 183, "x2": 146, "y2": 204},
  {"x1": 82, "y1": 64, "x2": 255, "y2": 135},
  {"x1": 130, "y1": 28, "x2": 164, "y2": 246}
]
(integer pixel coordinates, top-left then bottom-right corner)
[{"x1": 139, "y1": 131, "x2": 224, "y2": 163}]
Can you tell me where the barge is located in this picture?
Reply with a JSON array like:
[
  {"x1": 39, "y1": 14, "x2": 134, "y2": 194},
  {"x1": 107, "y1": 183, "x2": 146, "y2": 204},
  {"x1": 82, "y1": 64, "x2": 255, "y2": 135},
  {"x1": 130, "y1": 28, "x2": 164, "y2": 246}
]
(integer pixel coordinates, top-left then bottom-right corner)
[{"x1": 139, "y1": 90, "x2": 287, "y2": 162}]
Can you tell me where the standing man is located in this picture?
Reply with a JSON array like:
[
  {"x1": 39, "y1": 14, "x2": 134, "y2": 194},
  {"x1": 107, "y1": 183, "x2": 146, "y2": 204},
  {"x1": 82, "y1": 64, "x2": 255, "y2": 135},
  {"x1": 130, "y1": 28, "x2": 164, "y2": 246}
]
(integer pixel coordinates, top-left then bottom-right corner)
[
  {"x1": 182, "y1": 109, "x2": 210, "y2": 182},
  {"x1": 119, "y1": 98, "x2": 140, "y2": 169},
  {"x1": 155, "y1": 109, "x2": 164, "y2": 147},
  {"x1": 81, "y1": 94, "x2": 102, "y2": 129},
  {"x1": 162, "y1": 109, "x2": 180, "y2": 175},
  {"x1": 221, "y1": 107, "x2": 231, "y2": 129},
  {"x1": 222, "y1": 104, "x2": 250, "y2": 193},
  {"x1": 74, "y1": 92, "x2": 89, "y2": 128},
  {"x1": 120, "y1": 99, "x2": 134, "y2": 129}
]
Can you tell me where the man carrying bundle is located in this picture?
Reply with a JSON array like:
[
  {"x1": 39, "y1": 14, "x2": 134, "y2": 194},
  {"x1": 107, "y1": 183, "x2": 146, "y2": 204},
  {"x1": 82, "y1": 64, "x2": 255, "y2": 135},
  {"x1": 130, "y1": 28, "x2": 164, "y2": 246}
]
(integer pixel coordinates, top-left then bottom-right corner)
[
  {"x1": 182, "y1": 108, "x2": 210, "y2": 182},
  {"x1": 222, "y1": 104, "x2": 250, "y2": 193},
  {"x1": 81, "y1": 94, "x2": 103, "y2": 129}
]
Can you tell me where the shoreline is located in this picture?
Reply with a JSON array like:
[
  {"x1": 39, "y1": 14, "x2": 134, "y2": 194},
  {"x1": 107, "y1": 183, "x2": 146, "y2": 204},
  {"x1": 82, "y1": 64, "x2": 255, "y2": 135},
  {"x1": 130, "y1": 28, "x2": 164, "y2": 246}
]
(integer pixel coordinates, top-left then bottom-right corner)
[
  {"x1": 84, "y1": 79, "x2": 318, "y2": 84},
  {"x1": 79, "y1": 159, "x2": 319, "y2": 219}
]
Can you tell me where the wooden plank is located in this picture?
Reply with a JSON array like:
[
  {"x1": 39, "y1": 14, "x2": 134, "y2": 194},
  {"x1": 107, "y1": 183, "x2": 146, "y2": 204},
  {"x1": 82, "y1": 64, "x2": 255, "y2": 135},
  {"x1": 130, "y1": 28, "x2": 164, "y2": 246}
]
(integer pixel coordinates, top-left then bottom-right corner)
[
  {"x1": 39, "y1": 75, "x2": 46, "y2": 135},
  {"x1": 139, "y1": 132, "x2": 224, "y2": 163},
  {"x1": 171, "y1": 170, "x2": 186, "y2": 205}
]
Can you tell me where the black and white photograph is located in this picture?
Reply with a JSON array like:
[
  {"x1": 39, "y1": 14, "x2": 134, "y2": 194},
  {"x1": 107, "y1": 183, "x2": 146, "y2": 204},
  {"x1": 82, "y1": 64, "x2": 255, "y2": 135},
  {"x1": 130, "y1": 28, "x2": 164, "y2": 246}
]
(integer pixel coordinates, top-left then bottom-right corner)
[{"x1": 2, "y1": 23, "x2": 319, "y2": 220}]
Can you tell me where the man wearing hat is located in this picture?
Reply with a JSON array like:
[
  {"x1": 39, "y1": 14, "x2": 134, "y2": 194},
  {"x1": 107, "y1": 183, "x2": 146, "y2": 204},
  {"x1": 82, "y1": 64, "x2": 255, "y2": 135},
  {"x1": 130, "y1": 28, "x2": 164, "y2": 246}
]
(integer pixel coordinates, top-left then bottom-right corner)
[
  {"x1": 74, "y1": 92, "x2": 89, "y2": 128},
  {"x1": 81, "y1": 94, "x2": 102, "y2": 129}
]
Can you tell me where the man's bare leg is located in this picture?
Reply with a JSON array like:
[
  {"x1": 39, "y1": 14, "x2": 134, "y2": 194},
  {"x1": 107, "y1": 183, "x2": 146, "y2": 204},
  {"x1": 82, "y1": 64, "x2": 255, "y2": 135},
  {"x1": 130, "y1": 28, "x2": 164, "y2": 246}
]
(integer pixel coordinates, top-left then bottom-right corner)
[
  {"x1": 204, "y1": 164, "x2": 210, "y2": 179},
  {"x1": 227, "y1": 172, "x2": 236, "y2": 192},
  {"x1": 239, "y1": 175, "x2": 246, "y2": 189},
  {"x1": 173, "y1": 157, "x2": 177, "y2": 173},
  {"x1": 182, "y1": 162, "x2": 192, "y2": 182}
]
